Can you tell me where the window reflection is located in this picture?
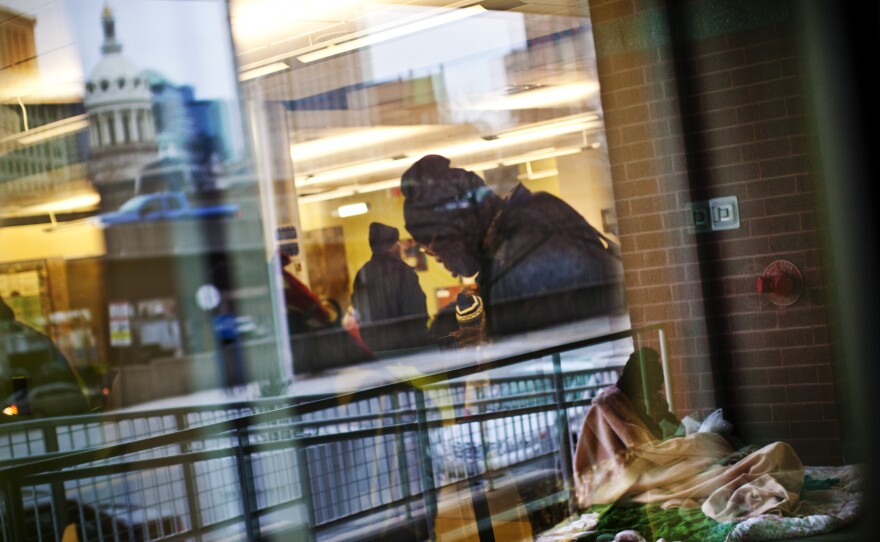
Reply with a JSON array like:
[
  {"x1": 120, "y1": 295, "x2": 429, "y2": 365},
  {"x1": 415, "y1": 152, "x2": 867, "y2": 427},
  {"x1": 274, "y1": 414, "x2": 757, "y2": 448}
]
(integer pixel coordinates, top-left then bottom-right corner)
[
  {"x1": 0, "y1": 0, "x2": 626, "y2": 404},
  {"x1": 1, "y1": 0, "x2": 270, "y2": 416},
  {"x1": 234, "y1": 0, "x2": 626, "y2": 362}
]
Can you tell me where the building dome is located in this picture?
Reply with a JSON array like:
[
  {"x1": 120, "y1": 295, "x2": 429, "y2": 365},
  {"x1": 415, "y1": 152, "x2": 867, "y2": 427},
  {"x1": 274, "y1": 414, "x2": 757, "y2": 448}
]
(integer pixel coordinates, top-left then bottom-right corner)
[
  {"x1": 84, "y1": 7, "x2": 150, "y2": 107},
  {"x1": 85, "y1": 54, "x2": 151, "y2": 107},
  {"x1": 84, "y1": 5, "x2": 158, "y2": 197}
]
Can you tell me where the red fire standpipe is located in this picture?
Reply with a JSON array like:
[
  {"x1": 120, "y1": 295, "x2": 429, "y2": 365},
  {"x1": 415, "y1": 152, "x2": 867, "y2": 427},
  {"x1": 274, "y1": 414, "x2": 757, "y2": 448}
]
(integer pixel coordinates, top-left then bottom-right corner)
[{"x1": 756, "y1": 260, "x2": 803, "y2": 306}]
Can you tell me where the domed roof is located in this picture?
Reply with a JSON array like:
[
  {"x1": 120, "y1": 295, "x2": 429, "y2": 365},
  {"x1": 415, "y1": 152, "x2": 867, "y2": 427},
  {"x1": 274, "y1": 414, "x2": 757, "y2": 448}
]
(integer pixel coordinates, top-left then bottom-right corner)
[{"x1": 84, "y1": 7, "x2": 151, "y2": 107}]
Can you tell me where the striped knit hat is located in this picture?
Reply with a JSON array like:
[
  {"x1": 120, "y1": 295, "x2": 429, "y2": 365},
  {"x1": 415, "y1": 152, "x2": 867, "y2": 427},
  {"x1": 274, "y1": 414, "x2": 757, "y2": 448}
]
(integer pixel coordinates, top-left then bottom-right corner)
[{"x1": 455, "y1": 292, "x2": 484, "y2": 326}]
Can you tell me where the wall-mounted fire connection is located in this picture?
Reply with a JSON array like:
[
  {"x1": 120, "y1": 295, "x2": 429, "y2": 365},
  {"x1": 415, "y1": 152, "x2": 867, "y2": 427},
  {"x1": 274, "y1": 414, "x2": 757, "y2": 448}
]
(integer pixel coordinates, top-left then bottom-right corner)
[{"x1": 757, "y1": 260, "x2": 803, "y2": 306}]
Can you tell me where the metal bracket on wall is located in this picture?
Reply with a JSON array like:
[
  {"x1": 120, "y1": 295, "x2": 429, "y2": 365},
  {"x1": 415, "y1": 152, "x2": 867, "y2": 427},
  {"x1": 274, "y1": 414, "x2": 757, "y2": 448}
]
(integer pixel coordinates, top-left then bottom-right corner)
[{"x1": 686, "y1": 196, "x2": 740, "y2": 233}]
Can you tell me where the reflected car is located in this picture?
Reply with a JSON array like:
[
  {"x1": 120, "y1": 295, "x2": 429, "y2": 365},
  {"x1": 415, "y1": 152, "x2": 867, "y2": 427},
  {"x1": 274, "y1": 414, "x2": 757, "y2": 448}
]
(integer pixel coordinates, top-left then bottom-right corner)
[{"x1": 1, "y1": 323, "x2": 91, "y2": 421}]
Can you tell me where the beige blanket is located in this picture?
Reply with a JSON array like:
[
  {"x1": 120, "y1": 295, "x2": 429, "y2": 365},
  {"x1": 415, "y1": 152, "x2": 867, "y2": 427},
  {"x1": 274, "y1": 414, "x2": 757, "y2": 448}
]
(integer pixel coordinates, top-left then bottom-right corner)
[{"x1": 573, "y1": 385, "x2": 804, "y2": 522}]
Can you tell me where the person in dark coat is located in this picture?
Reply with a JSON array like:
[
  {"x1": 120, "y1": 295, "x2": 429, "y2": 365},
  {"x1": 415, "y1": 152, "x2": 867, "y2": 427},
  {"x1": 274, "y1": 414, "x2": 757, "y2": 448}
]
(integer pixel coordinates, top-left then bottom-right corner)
[
  {"x1": 616, "y1": 347, "x2": 680, "y2": 439},
  {"x1": 400, "y1": 154, "x2": 626, "y2": 338},
  {"x1": 351, "y1": 222, "x2": 429, "y2": 353}
]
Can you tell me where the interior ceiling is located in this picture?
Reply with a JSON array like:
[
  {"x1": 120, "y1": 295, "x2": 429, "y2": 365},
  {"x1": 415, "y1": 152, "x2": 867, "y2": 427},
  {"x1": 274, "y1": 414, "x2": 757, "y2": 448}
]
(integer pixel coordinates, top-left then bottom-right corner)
[
  {"x1": 229, "y1": 0, "x2": 590, "y2": 73},
  {"x1": 229, "y1": 0, "x2": 598, "y2": 199}
]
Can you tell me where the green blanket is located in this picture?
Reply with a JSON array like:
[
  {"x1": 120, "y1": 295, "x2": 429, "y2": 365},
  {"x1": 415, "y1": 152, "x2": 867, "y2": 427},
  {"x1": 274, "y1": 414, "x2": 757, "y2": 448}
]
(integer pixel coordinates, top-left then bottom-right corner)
[{"x1": 576, "y1": 503, "x2": 734, "y2": 542}]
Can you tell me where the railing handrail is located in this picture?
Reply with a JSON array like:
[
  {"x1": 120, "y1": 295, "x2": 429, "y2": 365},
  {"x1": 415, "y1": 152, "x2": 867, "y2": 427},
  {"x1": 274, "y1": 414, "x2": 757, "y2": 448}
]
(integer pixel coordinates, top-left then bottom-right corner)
[
  {"x1": 0, "y1": 323, "x2": 662, "y2": 480},
  {"x1": 0, "y1": 366, "x2": 609, "y2": 434}
]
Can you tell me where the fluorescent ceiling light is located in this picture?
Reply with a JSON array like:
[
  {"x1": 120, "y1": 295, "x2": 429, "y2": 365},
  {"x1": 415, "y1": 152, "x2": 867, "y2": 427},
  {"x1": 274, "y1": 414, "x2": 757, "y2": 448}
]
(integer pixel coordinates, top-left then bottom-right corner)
[
  {"x1": 300, "y1": 146, "x2": 587, "y2": 204},
  {"x1": 293, "y1": 114, "x2": 601, "y2": 187},
  {"x1": 297, "y1": 157, "x2": 405, "y2": 187},
  {"x1": 299, "y1": 188, "x2": 356, "y2": 204},
  {"x1": 471, "y1": 82, "x2": 600, "y2": 110},
  {"x1": 237, "y1": 0, "x2": 484, "y2": 72},
  {"x1": 297, "y1": 5, "x2": 486, "y2": 63},
  {"x1": 337, "y1": 202, "x2": 369, "y2": 217},
  {"x1": 352, "y1": 178, "x2": 401, "y2": 193},
  {"x1": 492, "y1": 113, "x2": 599, "y2": 139},
  {"x1": 426, "y1": 114, "x2": 600, "y2": 158},
  {"x1": 239, "y1": 62, "x2": 289, "y2": 81},
  {"x1": 299, "y1": 179, "x2": 401, "y2": 205},
  {"x1": 10, "y1": 115, "x2": 89, "y2": 146},
  {"x1": 290, "y1": 127, "x2": 433, "y2": 162}
]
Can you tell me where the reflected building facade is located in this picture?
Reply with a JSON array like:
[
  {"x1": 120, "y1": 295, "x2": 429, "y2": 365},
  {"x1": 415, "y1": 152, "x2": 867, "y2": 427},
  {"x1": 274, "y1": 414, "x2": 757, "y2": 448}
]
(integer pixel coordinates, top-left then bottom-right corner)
[{"x1": 84, "y1": 6, "x2": 157, "y2": 211}]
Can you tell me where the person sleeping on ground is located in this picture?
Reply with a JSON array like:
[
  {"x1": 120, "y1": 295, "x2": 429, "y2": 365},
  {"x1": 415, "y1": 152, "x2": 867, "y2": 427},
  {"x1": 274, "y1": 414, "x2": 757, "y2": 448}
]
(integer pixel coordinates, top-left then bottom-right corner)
[{"x1": 573, "y1": 348, "x2": 804, "y2": 522}]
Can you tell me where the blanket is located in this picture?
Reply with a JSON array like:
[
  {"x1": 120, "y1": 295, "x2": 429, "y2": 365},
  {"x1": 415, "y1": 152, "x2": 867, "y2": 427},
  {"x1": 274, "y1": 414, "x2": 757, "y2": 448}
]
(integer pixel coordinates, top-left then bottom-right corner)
[
  {"x1": 573, "y1": 386, "x2": 804, "y2": 522},
  {"x1": 536, "y1": 464, "x2": 863, "y2": 542}
]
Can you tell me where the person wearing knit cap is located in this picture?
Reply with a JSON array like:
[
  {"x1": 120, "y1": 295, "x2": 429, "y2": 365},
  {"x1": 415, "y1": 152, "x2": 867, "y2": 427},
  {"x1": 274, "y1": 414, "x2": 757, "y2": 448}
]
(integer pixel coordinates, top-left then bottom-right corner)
[
  {"x1": 352, "y1": 222, "x2": 429, "y2": 352},
  {"x1": 368, "y1": 222, "x2": 399, "y2": 252},
  {"x1": 401, "y1": 154, "x2": 626, "y2": 337},
  {"x1": 455, "y1": 290, "x2": 484, "y2": 327},
  {"x1": 449, "y1": 290, "x2": 485, "y2": 347}
]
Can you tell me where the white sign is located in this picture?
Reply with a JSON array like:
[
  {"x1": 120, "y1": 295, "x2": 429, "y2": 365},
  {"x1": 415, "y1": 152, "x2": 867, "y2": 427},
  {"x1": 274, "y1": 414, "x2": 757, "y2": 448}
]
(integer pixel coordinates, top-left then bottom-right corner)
[{"x1": 108, "y1": 301, "x2": 133, "y2": 346}]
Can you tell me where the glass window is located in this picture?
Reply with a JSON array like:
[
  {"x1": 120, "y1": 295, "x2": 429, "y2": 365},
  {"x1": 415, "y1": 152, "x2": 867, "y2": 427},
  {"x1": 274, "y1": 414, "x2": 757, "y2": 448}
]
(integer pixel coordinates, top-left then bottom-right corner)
[
  {"x1": 0, "y1": 2, "x2": 874, "y2": 542},
  {"x1": 236, "y1": 0, "x2": 628, "y2": 363}
]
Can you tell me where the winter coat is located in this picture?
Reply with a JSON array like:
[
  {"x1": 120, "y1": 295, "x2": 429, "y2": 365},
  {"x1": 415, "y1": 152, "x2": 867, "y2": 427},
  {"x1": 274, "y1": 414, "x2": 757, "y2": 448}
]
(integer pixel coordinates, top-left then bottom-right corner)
[
  {"x1": 352, "y1": 252, "x2": 429, "y2": 352},
  {"x1": 477, "y1": 184, "x2": 626, "y2": 337}
]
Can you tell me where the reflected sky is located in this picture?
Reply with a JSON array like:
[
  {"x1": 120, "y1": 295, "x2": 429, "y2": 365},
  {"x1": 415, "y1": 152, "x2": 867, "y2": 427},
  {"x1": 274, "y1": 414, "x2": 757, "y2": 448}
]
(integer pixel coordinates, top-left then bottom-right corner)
[{"x1": 1, "y1": 0, "x2": 237, "y2": 101}]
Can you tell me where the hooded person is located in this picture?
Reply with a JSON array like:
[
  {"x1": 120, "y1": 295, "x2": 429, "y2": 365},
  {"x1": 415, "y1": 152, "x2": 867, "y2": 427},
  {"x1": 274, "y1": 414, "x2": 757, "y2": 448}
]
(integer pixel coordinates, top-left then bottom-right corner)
[
  {"x1": 351, "y1": 222, "x2": 429, "y2": 353},
  {"x1": 572, "y1": 347, "x2": 804, "y2": 522},
  {"x1": 401, "y1": 154, "x2": 626, "y2": 338}
]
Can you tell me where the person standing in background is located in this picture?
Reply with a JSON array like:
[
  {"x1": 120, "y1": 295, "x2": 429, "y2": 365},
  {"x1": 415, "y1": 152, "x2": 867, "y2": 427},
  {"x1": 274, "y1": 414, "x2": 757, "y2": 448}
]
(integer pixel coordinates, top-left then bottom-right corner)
[{"x1": 352, "y1": 222, "x2": 429, "y2": 353}]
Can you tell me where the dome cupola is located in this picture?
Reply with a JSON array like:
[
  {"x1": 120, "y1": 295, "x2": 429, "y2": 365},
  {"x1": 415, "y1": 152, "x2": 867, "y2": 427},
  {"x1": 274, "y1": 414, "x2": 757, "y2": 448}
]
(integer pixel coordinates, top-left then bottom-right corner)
[{"x1": 84, "y1": 5, "x2": 151, "y2": 108}]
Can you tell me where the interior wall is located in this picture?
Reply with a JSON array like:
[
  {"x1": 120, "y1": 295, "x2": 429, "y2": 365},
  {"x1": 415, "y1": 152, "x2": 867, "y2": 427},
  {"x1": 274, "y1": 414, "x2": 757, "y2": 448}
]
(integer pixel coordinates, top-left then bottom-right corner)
[
  {"x1": 298, "y1": 187, "x2": 457, "y2": 317},
  {"x1": 0, "y1": 222, "x2": 105, "y2": 264}
]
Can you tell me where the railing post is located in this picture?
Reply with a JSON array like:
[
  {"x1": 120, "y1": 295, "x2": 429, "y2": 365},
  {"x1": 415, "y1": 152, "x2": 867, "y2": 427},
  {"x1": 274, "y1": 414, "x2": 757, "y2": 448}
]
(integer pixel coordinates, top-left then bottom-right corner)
[
  {"x1": 293, "y1": 414, "x2": 317, "y2": 541},
  {"x1": 658, "y1": 327, "x2": 674, "y2": 411},
  {"x1": 414, "y1": 388, "x2": 437, "y2": 541},
  {"x1": 42, "y1": 422, "x2": 70, "y2": 538},
  {"x1": 2, "y1": 474, "x2": 25, "y2": 542},
  {"x1": 552, "y1": 352, "x2": 577, "y2": 516},
  {"x1": 176, "y1": 412, "x2": 203, "y2": 541},
  {"x1": 390, "y1": 392, "x2": 414, "y2": 519},
  {"x1": 234, "y1": 427, "x2": 260, "y2": 541}
]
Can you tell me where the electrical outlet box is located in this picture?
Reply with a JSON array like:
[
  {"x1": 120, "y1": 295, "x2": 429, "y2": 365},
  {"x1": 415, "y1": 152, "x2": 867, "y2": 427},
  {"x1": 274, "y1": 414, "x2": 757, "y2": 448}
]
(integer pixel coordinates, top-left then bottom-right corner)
[
  {"x1": 687, "y1": 196, "x2": 740, "y2": 233},
  {"x1": 709, "y1": 196, "x2": 740, "y2": 231}
]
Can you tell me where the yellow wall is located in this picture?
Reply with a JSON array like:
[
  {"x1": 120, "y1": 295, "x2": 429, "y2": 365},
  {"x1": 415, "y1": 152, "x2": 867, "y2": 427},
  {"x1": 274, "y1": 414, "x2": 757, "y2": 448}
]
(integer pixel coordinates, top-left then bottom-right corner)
[
  {"x1": 299, "y1": 188, "x2": 462, "y2": 318},
  {"x1": 0, "y1": 221, "x2": 105, "y2": 264},
  {"x1": 556, "y1": 149, "x2": 619, "y2": 244}
]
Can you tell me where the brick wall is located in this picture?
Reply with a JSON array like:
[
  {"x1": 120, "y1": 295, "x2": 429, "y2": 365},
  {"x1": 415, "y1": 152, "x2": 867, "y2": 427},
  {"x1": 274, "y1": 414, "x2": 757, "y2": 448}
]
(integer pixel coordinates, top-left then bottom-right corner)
[{"x1": 590, "y1": 0, "x2": 842, "y2": 465}]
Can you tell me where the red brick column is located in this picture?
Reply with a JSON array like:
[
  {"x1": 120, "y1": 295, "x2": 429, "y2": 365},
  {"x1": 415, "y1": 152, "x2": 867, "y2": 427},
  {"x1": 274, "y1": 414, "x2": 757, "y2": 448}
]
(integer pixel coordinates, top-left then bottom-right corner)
[{"x1": 590, "y1": 0, "x2": 841, "y2": 464}]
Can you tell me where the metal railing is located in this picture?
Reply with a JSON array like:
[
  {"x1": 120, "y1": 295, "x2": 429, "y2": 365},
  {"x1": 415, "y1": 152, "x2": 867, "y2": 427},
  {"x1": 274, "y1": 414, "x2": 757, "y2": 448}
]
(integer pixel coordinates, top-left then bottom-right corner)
[{"x1": 1, "y1": 324, "x2": 666, "y2": 542}]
